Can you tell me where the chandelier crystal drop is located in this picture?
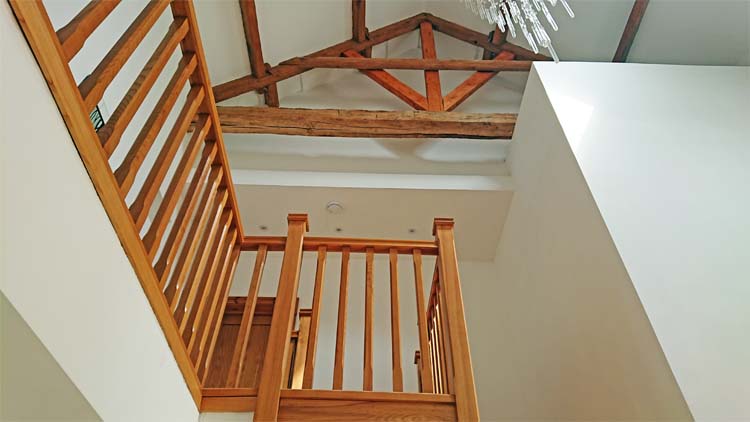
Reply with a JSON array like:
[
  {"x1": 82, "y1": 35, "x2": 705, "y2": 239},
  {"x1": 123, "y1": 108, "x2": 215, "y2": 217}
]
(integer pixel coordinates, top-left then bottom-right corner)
[{"x1": 459, "y1": 0, "x2": 574, "y2": 62}]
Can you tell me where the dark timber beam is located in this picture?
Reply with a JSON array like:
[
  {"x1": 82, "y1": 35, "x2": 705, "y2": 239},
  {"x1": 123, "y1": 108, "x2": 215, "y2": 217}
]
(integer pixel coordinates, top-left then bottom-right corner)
[
  {"x1": 213, "y1": 13, "x2": 429, "y2": 102},
  {"x1": 444, "y1": 51, "x2": 516, "y2": 111},
  {"x1": 613, "y1": 0, "x2": 650, "y2": 62},
  {"x1": 278, "y1": 56, "x2": 532, "y2": 71},
  {"x1": 482, "y1": 26, "x2": 506, "y2": 60},
  {"x1": 216, "y1": 106, "x2": 516, "y2": 139},
  {"x1": 342, "y1": 50, "x2": 428, "y2": 110},
  {"x1": 238, "y1": 0, "x2": 278, "y2": 106},
  {"x1": 419, "y1": 21, "x2": 442, "y2": 111},
  {"x1": 352, "y1": 0, "x2": 370, "y2": 56}
]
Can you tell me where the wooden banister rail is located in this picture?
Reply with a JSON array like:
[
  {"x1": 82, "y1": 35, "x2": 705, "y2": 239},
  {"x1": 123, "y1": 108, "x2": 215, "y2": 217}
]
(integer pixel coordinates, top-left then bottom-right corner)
[{"x1": 9, "y1": 0, "x2": 243, "y2": 408}]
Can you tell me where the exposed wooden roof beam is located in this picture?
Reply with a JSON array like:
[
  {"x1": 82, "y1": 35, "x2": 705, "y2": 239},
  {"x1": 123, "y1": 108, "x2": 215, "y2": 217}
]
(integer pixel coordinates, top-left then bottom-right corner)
[
  {"x1": 213, "y1": 12, "x2": 429, "y2": 102},
  {"x1": 352, "y1": 0, "x2": 370, "y2": 56},
  {"x1": 238, "y1": 0, "x2": 278, "y2": 106},
  {"x1": 216, "y1": 106, "x2": 516, "y2": 139},
  {"x1": 342, "y1": 50, "x2": 428, "y2": 110},
  {"x1": 482, "y1": 26, "x2": 507, "y2": 60},
  {"x1": 419, "y1": 21, "x2": 442, "y2": 111},
  {"x1": 444, "y1": 51, "x2": 516, "y2": 111},
  {"x1": 278, "y1": 57, "x2": 532, "y2": 71},
  {"x1": 613, "y1": 0, "x2": 650, "y2": 62}
]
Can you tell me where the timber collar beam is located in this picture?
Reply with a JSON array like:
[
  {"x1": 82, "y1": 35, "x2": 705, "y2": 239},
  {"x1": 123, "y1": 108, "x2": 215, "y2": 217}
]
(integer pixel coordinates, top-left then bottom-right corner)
[{"x1": 213, "y1": 11, "x2": 549, "y2": 104}]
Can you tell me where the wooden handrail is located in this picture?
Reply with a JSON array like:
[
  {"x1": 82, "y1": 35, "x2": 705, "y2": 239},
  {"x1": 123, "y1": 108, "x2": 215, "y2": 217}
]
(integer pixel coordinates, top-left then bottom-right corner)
[{"x1": 241, "y1": 235, "x2": 439, "y2": 255}]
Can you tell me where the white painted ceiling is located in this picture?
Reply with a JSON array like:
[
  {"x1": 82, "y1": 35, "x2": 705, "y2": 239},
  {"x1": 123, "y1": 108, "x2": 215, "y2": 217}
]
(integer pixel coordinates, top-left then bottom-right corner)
[{"x1": 191, "y1": 0, "x2": 750, "y2": 261}]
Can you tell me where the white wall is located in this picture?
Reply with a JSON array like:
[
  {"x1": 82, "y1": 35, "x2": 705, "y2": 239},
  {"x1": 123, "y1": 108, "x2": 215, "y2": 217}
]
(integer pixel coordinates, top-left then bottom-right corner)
[
  {"x1": 466, "y1": 67, "x2": 694, "y2": 420},
  {"x1": 535, "y1": 62, "x2": 750, "y2": 421},
  {"x1": 0, "y1": 3, "x2": 198, "y2": 421}
]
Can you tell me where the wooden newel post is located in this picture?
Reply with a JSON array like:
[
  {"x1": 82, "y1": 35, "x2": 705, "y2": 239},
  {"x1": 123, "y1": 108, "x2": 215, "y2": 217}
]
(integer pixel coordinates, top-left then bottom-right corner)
[
  {"x1": 254, "y1": 214, "x2": 309, "y2": 421},
  {"x1": 433, "y1": 218, "x2": 480, "y2": 421}
]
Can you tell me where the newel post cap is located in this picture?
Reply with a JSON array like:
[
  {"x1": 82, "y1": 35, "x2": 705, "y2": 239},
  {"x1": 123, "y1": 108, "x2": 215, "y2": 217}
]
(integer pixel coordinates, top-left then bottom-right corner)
[
  {"x1": 287, "y1": 213, "x2": 310, "y2": 232},
  {"x1": 432, "y1": 217, "x2": 455, "y2": 235}
]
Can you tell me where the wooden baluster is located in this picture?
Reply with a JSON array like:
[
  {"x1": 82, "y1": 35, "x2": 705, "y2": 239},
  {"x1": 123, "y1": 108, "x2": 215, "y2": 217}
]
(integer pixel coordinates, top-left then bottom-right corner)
[
  {"x1": 191, "y1": 227, "x2": 237, "y2": 364},
  {"x1": 363, "y1": 247, "x2": 374, "y2": 391},
  {"x1": 302, "y1": 246, "x2": 327, "y2": 389},
  {"x1": 412, "y1": 249, "x2": 434, "y2": 393},
  {"x1": 226, "y1": 244, "x2": 269, "y2": 387},
  {"x1": 56, "y1": 0, "x2": 122, "y2": 61},
  {"x1": 162, "y1": 169, "x2": 222, "y2": 303},
  {"x1": 200, "y1": 245, "x2": 241, "y2": 382},
  {"x1": 254, "y1": 214, "x2": 308, "y2": 421},
  {"x1": 184, "y1": 210, "x2": 234, "y2": 348},
  {"x1": 436, "y1": 286, "x2": 453, "y2": 394},
  {"x1": 332, "y1": 246, "x2": 351, "y2": 390},
  {"x1": 434, "y1": 218, "x2": 479, "y2": 420},
  {"x1": 78, "y1": 0, "x2": 170, "y2": 110},
  {"x1": 291, "y1": 309, "x2": 312, "y2": 389},
  {"x1": 389, "y1": 248, "x2": 404, "y2": 392}
]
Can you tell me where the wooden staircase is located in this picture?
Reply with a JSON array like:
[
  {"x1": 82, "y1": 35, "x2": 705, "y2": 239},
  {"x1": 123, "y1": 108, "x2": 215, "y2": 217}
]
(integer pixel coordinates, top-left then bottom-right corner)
[{"x1": 9, "y1": 1, "x2": 479, "y2": 420}]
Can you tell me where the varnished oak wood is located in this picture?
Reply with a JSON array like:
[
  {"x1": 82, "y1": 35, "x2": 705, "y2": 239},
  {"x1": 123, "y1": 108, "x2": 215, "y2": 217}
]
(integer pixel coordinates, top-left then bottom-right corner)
[
  {"x1": 217, "y1": 107, "x2": 516, "y2": 139},
  {"x1": 363, "y1": 248, "x2": 374, "y2": 391},
  {"x1": 343, "y1": 50, "x2": 428, "y2": 110},
  {"x1": 200, "y1": 388, "x2": 257, "y2": 412},
  {"x1": 56, "y1": 0, "x2": 121, "y2": 61},
  {"x1": 419, "y1": 22, "x2": 443, "y2": 111},
  {"x1": 200, "y1": 246, "x2": 241, "y2": 382},
  {"x1": 173, "y1": 190, "x2": 228, "y2": 325},
  {"x1": 243, "y1": 235, "x2": 440, "y2": 255},
  {"x1": 279, "y1": 56, "x2": 532, "y2": 71},
  {"x1": 227, "y1": 244, "x2": 268, "y2": 387},
  {"x1": 389, "y1": 249, "x2": 404, "y2": 392},
  {"x1": 142, "y1": 117, "x2": 212, "y2": 259},
  {"x1": 613, "y1": 0, "x2": 650, "y2": 62},
  {"x1": 443, "y1": 51, "x2": 515, "y2": 111},
  {"x1": 238, "y1": 0, "x2": 278, "y2": 106},
  {"x1": 7, "y1": 0, "x2": 202, "y2": 406},
  {"x1": 192, "y1": 228, "x2": 238, "y2": 364},
  {"x1": 114, "y1": 54, "x2": 197, "y2": 194},
  {"x1": 98, "y1": 18, "x2": 188, "y2": 156},
  {"x1": 213, "y1": 13, "x2": 429, "y2": 101},
  {"x1": 78, "y1": 0, "x2": 169, "y2": 111},
  {"x1": 333, "y1": 246, "x2": 351, "y2": 390},
  {"x1": 278, "y1": 390, "x2": 457, "y2": 422},
  {"x1": 302, "y1": 246, "x2": 327, "y2": 389},
  {"x1": 413, "y1": 250, "x2": 434, "y2": 393},
  {"x1": 254, "y1": 215, "x2": 308, "y2": 421},
  {"x1": 434, "y1": 219, "x2": 479, "y2": 421},
  {"x1": 291, "y1": 311, "x2": 312, "y2": 389},
  {"x1": 170, "y1": 0, "x2": 245, "y2": 236},
  {"x1": 129, "y1": 86, "x2": 205, "y2": 229}
]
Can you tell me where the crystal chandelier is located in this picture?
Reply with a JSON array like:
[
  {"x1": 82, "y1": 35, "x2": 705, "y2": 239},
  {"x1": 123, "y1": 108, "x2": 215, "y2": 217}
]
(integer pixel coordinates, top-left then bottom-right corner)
[{"x1": 460, "y1": 0, "x2": 574, "y2": 62}]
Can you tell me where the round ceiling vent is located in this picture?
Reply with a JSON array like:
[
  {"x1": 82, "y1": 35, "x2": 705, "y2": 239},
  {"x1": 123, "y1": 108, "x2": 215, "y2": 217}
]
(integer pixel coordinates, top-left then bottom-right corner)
[{"x1": 326, "y1": 201, "x2": 344, "y2": 214}]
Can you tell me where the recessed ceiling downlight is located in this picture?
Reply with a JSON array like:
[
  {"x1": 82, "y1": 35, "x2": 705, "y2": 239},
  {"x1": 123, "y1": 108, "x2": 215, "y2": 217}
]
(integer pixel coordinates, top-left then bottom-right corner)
[{"x1": 326, "y1": 201, "x2": 344, "y2": 214}]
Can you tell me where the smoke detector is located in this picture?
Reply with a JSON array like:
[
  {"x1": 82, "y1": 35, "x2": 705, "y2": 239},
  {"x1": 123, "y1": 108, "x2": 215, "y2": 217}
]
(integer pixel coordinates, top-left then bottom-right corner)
[{"x1": 326, "y1": 201, "x2": 344, "y2": 214}]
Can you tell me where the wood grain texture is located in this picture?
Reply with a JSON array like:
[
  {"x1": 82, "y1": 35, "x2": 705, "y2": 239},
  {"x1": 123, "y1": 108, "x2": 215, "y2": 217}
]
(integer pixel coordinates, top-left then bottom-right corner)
[
  {"x1": 343, "y1": 50, "x2": 428, "y2": 110},
  {"x1": 443, "y1": 51, "x2": 515, "y2": 111},
  {"x1": 419, "y1": 21, "x2": 443, "y2": 111},
  {"x1": 412, "y1": 250, "x2": 434, "y2": 393},
  {"x1": 142, "y1": 116, "x2": 211, "y2": 259},
  {"x1": 129, "y1": 86, "x2": 205, "y2": 229},
  {"x1": 151, "y1": 147, "x2": 218, "y2": 276},
  {"x1": 192, "y1": 227, "x2": 238, "y2": 364},
  {"x1": 613, "y1": 0, "x2": 650, "y2": 62},
  {"x1": 389, "y1": 249, "x2": 404, "y2": 392},
  {"x1": 279, "y1": 56, "x2": 531, "y2": 71},
  {"x1": 302, "y1": 246, "x2": 327, "y2": 389},
  {"x1": 98, "y1": 18, "x2": 188, "y2": 156},
  {"x1": 7, "y1": 0, "x2": 202, "y2": 405},
  {"x1": 78, "y1": 0, "x2": 169, "y2": 110},
  {"x1": 291, "y1": 311, "x2": 311, "y2": 389},
  {"x1": 278, "y1": 390, "x2": 457, "y2": 422},
  {"x1": 254, "y1": 215, "x2": 308, "y2": 421},
  {"x1": 56, "y1": 0, "x2": 121, "y2": 61},
  {"x1": 434, "y1": 219, "x2": 479, "y2": 420},
  {"x1": 217, "y1": 107, "x2": 516, "y2": 139},
  {"x1": 227, "y1": 244, "x2": 268, "y2": 387},
  {"x1": 200, "y1": 246, "x2": 241, "y2": 383},
  {"x1": 213, "y1": 13, "x2": 428, "y2": 101},
  {"x1": 363, "y1": 248, "x2": 374, "y2": 391},
  {"x1": 333, "y1": 246, "x2": 351, "y2": 390},
  {"x1": 114, "y1": 54, "x2": 196, "y2": 194}
]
